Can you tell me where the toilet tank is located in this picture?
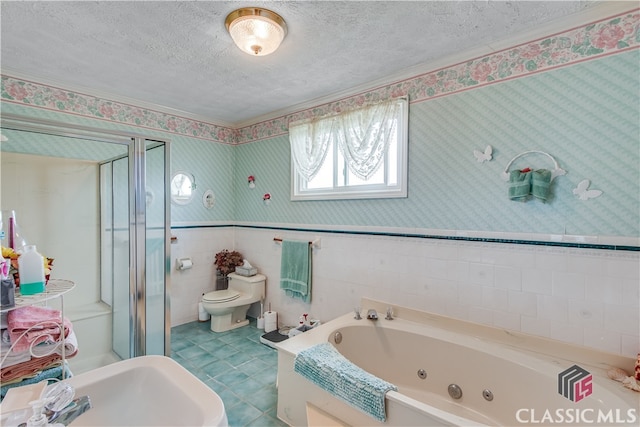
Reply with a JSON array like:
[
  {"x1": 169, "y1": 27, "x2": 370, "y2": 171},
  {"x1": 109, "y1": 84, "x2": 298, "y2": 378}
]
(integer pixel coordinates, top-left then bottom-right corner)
[{"x1": 227, "y1": 273, "x2": 266, "y2": 299}]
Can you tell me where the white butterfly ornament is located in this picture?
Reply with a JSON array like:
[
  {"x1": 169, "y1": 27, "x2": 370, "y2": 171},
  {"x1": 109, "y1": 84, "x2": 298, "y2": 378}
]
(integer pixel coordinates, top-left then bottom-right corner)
[
  {"x1": 473, "y1": 145, "x2": 493, "y2": 163},
  {"x1": 573, "y1": 179, "x2": 602, "y2": 201}
]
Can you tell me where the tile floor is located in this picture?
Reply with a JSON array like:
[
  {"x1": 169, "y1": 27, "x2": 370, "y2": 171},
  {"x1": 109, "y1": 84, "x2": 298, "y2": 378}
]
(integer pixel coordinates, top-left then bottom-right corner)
[{"x1": 171, "y1": 318, "x2": 288, "y2": 427}]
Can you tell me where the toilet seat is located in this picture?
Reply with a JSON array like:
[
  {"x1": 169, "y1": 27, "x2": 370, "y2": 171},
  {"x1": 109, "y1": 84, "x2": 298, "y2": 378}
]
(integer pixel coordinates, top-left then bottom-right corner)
[{"x1": 203, "y1": 289, "x2": 241, "y2": 303}]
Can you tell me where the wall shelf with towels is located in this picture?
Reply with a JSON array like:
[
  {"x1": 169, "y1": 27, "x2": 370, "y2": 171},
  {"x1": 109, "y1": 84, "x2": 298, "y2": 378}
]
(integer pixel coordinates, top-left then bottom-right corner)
[{"x1": 1, "y1": 279, "x2": 75, "y2": 385}]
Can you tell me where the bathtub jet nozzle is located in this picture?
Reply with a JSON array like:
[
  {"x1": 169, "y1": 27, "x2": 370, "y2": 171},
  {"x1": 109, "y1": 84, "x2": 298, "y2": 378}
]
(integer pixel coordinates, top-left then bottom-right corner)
[{"x1": 448, "y1": 384, "x2": 463, "y2": 400}]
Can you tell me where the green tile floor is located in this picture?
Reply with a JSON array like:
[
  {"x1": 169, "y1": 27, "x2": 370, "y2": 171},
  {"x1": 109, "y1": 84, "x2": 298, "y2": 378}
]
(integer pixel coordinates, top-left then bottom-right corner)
[{"x1": 171, "y1": 318, "x2": 288, "y2": 427}]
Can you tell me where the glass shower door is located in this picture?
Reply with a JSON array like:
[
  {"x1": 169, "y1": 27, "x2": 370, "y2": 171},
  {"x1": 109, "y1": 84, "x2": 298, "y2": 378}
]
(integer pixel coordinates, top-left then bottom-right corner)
[
  {"x1": 102, "y1": 157, "x2": 131, "y2": 359},
  {"x1": 144, "y1": 142, "x2": 169, "y2": 356},
  {"x1": 101, "y1": 138, "x2": 170, "y2": 359}
]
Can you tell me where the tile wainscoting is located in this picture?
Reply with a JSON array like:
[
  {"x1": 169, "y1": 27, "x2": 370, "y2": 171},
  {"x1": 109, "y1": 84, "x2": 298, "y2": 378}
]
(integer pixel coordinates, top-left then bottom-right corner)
[{"x1": 171, "y1": 225, "x2": 638, "y2": 357}]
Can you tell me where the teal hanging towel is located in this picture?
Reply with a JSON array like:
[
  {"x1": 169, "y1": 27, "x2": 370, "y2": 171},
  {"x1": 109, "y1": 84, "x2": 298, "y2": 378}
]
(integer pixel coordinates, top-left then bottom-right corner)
[
  {"x1": 280, "y1": 240, "x2": 312, "y2": 303},
  {"x1": 508, "y1": 168, "x2": 532, "y2": 200},
  {"x1": 531, "y1": 169, "x2": 552, "y2": 201}
]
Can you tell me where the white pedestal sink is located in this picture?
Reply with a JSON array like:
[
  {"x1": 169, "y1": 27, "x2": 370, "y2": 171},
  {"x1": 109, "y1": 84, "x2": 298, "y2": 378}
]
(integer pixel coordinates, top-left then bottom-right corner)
[{"x1": 63, "y1": 355, "x2": 227, "y2": 426}]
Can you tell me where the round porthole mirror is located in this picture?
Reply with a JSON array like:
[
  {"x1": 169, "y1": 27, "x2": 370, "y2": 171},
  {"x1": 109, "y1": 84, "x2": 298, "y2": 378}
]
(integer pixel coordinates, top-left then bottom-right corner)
[{"x1": 170, "y1": 171, "x2": 196, "y2": 205}]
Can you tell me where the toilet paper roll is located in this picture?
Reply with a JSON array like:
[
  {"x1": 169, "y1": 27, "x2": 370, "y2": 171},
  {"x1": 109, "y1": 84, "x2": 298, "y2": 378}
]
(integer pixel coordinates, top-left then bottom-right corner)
[
  {"x1": 177, "y1": 258, "x2": 193, "y2": 270},
  {"x1": 264, "y1": 311, "x2": 277, "y2": 333}
]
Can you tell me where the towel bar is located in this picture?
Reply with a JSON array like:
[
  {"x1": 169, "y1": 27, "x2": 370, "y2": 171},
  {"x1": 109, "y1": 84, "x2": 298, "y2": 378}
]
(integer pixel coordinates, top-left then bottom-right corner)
[{"x1": 273, "y1": 237, "x2": 321, "y2": 248}]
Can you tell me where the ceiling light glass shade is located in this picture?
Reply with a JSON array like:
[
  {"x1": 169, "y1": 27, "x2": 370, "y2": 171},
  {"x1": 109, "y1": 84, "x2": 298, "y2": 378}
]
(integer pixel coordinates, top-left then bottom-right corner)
[{"x1": 225, "y1": 8, "x2": 287, "y2": 56}]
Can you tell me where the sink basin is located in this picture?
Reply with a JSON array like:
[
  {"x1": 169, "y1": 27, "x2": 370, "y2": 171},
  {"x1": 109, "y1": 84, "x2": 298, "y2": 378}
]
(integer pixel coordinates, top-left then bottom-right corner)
[{"x1": 63, "y1": 355, "x2": 227, "y2": 426}]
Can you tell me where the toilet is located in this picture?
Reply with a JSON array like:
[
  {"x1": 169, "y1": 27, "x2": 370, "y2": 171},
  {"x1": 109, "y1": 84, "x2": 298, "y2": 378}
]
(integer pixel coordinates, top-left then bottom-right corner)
[{"x1": 202, "y1": 273, "x2": 265, "y2": 332}]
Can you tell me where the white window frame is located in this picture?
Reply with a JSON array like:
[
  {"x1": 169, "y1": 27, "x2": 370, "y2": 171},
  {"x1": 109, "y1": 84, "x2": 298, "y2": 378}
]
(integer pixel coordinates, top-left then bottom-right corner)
[{"x1": 291, "y1": 98, "x2": 408, "y2": 201}]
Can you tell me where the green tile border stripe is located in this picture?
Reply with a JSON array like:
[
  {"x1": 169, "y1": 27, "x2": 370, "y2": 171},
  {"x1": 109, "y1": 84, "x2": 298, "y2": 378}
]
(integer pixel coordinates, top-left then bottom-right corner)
[{"x1": 171, "y1": 224, "x2": 639, "y2": 252}]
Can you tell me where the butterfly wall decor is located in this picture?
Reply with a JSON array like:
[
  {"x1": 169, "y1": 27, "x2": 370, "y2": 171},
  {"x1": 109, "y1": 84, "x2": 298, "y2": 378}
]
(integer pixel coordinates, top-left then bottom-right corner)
[
  {"x1": 473, "y1": 145, "x2": 493, "y2": 163},
  {"x1": 573, "y1": 179, "x2": 603, "y2": 201}
]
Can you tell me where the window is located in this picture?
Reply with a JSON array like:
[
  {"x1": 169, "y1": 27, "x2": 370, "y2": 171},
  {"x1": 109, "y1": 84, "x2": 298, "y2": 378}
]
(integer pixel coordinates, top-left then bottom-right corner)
[{"x1": 290, "y1": 97, "x2": 408, "y2": 200}]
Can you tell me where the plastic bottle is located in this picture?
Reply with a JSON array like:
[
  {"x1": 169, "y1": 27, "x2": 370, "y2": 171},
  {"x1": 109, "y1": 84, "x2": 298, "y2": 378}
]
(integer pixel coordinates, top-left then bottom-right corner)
[
  {"x1": 26, "y1": 399, "x2": 48, "y2": 427},
  {"x1": 18, "y1": 245, "x2": 46, "y2": 295}
]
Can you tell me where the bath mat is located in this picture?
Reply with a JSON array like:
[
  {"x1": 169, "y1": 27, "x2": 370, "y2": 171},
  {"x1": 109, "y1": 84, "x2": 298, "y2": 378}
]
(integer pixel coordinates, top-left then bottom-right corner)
[{"x1": 294, "y1": 342, "x2": 397, "y2": 422}]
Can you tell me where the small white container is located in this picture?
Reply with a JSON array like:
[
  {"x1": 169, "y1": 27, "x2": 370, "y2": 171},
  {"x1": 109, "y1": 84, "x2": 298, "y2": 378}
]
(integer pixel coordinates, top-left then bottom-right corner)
[
  {"x1": 18, "y1": 245, "x2": 45, "y2": 295},
  {"x1": 198, "y1": 293, "x2": 210, "y2": 322}
]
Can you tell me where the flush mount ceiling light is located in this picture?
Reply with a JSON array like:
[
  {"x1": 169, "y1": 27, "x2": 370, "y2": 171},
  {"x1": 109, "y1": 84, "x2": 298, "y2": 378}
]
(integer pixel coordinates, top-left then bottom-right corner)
[{"x1": 225, "y1": 7, "x2": 287, "y2": 56}]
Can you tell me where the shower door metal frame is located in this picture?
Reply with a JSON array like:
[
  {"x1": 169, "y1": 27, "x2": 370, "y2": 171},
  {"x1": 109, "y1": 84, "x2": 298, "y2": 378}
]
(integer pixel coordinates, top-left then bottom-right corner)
[
  {"x1": 130, "y1": 138, "x2": 147, "y2": 357},
  {"x1": 128, "y1": 137, "x2": 172, "y2": 357},
  {"x1": 0, "y1": 113, "x2": 171, "y2": 358}
]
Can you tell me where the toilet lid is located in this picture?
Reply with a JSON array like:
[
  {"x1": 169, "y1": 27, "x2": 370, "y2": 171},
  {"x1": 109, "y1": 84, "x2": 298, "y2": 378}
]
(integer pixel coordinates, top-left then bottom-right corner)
[{"x1": 203, "y1": 289, "x2": 240, "y2": 303}]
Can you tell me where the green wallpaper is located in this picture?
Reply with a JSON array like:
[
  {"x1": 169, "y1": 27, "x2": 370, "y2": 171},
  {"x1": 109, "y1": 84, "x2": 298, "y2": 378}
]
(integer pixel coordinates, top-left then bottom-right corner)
[
  {"x1": 0, "y1": 128, "x2": 128, "y2": 161},
  {"x1": 2, "y1": 50, "x2": 638, "y2": 238},
  {"x1": 234, "y1": 51, "x2": 640, "y2": 238},
  {"x1": 169, "y1": 135, "x2": 235, "y2": 224},
  {"x1": 0, "y1": 103, "x2": 237, "y2": 223}
]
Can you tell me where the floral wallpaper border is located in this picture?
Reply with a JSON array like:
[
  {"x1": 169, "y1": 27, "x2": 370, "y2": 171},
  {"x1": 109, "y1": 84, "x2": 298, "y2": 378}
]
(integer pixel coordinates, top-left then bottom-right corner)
[
  {"x1": 1, "y1": 76, "x2": 237, "y2": 145},
  {"x1": 2, "y1": 9, "x2": 638, "y2": 145}
]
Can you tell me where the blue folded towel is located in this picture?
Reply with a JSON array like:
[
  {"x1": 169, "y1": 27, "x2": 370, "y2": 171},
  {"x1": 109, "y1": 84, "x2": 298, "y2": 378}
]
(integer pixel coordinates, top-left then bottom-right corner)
[
  {"x1": 1, "y1": 363, "x2": 72, "y2": 399},
  {"x1": 294, "y1": 342, "x2": 397, "y2": 422},
  {"x1": 280, "y1": 240, "x2": 312, "y2": 303}
]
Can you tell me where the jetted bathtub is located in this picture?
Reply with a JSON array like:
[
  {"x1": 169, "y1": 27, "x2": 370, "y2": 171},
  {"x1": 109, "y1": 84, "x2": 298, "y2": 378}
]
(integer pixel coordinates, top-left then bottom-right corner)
[{"x1": 276, "y1": 298, "x2": 639, "y2": 426}]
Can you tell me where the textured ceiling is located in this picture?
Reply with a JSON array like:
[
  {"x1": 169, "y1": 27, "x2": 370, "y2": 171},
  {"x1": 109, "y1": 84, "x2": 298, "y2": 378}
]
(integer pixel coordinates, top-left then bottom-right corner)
[{"x1": 1, "y1": 1, "x2": 597, "y2": 126}]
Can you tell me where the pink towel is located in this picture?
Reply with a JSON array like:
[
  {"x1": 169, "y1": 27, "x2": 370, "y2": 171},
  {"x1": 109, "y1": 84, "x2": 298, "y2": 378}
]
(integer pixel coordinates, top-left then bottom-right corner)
[
  {"x1": 1, "y1": 353, "x2": 61, "y2": 383},
  {"x1": 7, "y1": 306, "x2": 72, "y2": 353}
]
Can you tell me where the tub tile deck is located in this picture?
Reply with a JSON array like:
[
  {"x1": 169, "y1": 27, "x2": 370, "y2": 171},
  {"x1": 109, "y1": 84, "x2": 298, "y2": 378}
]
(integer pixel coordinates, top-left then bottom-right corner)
[{"x1": 171, "y1": 319, "x2": 286, "y2": 427}]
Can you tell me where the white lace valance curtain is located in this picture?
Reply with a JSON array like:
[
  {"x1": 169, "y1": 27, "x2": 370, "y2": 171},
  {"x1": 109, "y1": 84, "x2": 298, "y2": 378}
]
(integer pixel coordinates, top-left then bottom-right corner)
[
  {"x1": 289, "y1": 98, "x2": 402, "y2": 181},
  {"x1": 335, "y1": 99, "x2": 399, "y2": 180},
  {"x1": 289, "y1": 118, "x2": 335, "y2": 180}
]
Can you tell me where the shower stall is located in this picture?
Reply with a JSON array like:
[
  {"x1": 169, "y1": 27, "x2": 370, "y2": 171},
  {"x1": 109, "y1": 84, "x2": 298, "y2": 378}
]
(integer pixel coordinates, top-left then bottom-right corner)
[
  {"x1": 1, "y1": 114, "x2": 171, "y2": 362},
  {"x1": 100, "y1": 139, "x2": 170, "y2": 358}
]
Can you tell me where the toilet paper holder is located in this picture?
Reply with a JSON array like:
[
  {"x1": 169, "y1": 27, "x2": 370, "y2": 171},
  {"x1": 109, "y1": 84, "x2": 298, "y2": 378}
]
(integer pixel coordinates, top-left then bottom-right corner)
[{"x1": 176, "y1": 257, "x2": 193, "y2": 270}]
